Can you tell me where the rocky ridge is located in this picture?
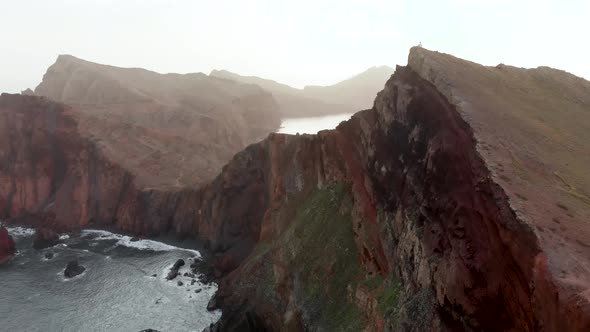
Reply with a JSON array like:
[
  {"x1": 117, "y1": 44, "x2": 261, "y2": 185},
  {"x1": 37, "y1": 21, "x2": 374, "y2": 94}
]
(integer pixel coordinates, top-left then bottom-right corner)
[
  {"x1": 210, "y1": 65, "x2": 393, "y2": 118},
  {"x1": 34, "y1": 55, "x2": 281, "y2": 189}
]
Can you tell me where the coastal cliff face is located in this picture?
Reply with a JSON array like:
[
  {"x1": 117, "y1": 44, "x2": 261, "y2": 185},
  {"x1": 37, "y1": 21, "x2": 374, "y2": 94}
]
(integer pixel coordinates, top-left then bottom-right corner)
[
  {"x1": 0, "y1": 94, "x2": 141, "y2": 231},
  {"x1": 203, "y1": 49, "x2": 590, "y2": 331},
  {"x1": 1, "y1": 47, "x2": 589, "y2": 331},
  {"x1": 0, "y1": 92, "x2": 267, "y2": 256},
  {"x1": 0, "y1": 226, "x2": 15, "y2": 263}
]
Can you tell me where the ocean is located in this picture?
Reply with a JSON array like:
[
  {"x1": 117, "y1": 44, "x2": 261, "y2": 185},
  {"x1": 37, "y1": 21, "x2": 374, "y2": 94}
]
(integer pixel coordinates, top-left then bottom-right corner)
[{"x1": 0, "y1": 227, "x2": 220, "y2": 332}]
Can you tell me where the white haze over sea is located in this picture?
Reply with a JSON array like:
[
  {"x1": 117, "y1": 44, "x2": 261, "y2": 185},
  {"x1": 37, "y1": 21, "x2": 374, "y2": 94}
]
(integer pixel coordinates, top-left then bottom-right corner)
[{"x1": 278, "y1": 113, "x2": 353, "y2": 135}]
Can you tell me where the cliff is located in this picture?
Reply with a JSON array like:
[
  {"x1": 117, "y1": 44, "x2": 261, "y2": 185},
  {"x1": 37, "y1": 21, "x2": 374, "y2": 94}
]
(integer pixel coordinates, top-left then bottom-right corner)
[
  {"x1": 34, "y1": 55, "x2": 281, "y2": 189},
  {"x1": 207, "y1": 49, "x2": 590, "y2": 331},
  {"x1": 0, "y1": 226, "x2": 15, "y2": 264},
  {"x1": 1, "y1": 47, "x2": 589, "y2": 331}
]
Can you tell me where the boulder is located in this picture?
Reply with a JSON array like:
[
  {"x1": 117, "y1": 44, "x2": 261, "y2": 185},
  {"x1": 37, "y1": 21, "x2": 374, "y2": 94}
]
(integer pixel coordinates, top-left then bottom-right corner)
[
  {"x1": 165, "y1": 259, "x2": 185, "y2": 280},
  {"x1": 33, "y1": 228, "x2": 60, "y2": 250},
  {"x1": 64, "y1": 260, "x2": 86, "y2": 278},
  {"x1": 207, "y1": 293, "x2": 218, "y2": 311},
  {"x1": 44, "y1": 252, "x2": 54, "y2": 260},
  {"x1": 202, "y1": 323, "x2": 220, "y2": 332}
]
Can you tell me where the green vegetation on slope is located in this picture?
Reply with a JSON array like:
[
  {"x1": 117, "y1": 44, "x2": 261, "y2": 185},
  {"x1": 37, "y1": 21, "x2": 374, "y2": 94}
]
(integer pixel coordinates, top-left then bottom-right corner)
[
  {"x1": 283, "y1": 183, "x2": 363, "y2": 331},
  {"x1": 241, "y1": 184, "x2": 405, "y2": 330}
]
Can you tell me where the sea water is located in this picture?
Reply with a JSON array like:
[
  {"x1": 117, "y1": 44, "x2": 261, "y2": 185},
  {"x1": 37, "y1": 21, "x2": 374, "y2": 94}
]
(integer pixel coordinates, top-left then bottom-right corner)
[{"x1": 0, "y1": 227, "x2": 220, "y2": 332}]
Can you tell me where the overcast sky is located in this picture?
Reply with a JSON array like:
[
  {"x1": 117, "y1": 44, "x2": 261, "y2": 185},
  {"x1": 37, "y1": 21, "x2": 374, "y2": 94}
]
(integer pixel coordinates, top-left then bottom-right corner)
[{"x1": 1, "y1": 0, "x2": 588, "y2": 93}]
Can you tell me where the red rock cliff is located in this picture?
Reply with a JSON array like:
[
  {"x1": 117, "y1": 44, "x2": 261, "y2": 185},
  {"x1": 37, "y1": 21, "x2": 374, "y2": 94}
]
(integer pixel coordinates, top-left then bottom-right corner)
[
  {"x1": 0, "y1": 226, "x2": 15, "y2": 264},
  {"x1": 208, "y1": 49, "x2": 590, "y2": 331}
]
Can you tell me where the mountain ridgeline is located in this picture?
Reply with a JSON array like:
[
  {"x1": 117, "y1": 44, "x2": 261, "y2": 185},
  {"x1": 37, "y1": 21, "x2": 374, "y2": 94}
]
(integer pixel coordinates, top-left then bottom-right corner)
[
  {"x1": 210, "y1": 65, "x2": 394, "y2": 118},
  {"x1": 1, "y1": 48, "x2": 589, "y2": 331},
  {"x1": 32, "y1": 55, "x2": 281, "y2": 189}
]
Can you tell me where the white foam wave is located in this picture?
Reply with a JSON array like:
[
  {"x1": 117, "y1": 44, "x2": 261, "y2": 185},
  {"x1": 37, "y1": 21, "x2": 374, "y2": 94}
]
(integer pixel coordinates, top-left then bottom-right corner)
[
  {"x1": 80, "y1": 229, "x2": 201, "y2": 257},
  {"x1": 59, "y1": 234, "x2": 70, "y2": 241},
  {"x1": 6, "y1": 226, "x2": 36, "y2": 238}
]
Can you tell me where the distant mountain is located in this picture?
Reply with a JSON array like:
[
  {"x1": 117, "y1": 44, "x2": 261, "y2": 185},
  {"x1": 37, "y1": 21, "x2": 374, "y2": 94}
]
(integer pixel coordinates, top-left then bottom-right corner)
[
  {"x1": 303, "y1": 65, "x2": 395, "y2": 109},
  {"x1": 210, "y1": 65, "x2": 394, "y2": 118},
  {"x1": 34, "y1": 55, "x2": 281, "y2": 188},
  {"x1": 210, "y1": 70, "x2": 297, "y2": 96}
]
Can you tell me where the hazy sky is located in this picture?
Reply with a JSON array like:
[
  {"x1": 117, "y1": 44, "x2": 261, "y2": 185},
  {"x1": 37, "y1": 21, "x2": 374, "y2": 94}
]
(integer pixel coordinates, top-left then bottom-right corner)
[{"x1": 1, "y1": 0, "x2": 589, "y2": 93}]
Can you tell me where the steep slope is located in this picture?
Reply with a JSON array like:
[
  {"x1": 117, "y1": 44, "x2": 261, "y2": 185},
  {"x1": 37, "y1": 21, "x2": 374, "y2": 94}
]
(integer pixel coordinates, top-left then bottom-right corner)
[
  {"x1": 210, "y1": 65, "x2": 393, "y2": 118},
  {"x1": 35, "y1": 55, "x2": 281, "y2": 189},
  {"x1": 2, "y1": 47, "x2": 589, "y2": 331}
]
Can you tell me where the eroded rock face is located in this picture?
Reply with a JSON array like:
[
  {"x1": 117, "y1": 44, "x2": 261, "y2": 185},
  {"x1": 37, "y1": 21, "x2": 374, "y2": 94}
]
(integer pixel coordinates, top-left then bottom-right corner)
[
  {"x1": 0, "y1": 94, "x2": 142, "y2": 232},
  {"x1": 207, "y1": 53, "x2": 590, "y2": 330},
  {"x1": 0, "y1": 226, "x2": 15, "y2": 264}
]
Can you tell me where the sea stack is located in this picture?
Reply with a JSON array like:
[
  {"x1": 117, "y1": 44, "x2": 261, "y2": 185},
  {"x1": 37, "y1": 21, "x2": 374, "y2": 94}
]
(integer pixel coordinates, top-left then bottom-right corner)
[{"x1": 64, "y1": 260, "x2": 86, "y2": 279}]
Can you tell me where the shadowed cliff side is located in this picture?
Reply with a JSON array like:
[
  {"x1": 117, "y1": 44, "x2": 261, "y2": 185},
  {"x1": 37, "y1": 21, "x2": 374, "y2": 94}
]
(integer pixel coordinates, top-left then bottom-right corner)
[{"x1": 0, "y1": 225, "x2": 15, "y2": 264}]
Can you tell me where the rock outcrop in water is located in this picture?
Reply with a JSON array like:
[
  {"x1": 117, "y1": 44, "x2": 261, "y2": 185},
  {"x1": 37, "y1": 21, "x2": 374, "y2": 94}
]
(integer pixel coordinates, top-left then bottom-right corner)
[
  {"x1": 0, "y1": 226, "x2": 15, "y2": 264},
  {"x1": 32, "y1": 228, "x2": 60, "y2": 250},
  {"x1": 1, "y1": 47, "x2": 589, "y2": 331},
  {"x1": 64, "y1": 260, "x2": 85, "y2": 278},
  {"x1": 166, "y1": 259, "x2": 185, "y2": 281}
]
